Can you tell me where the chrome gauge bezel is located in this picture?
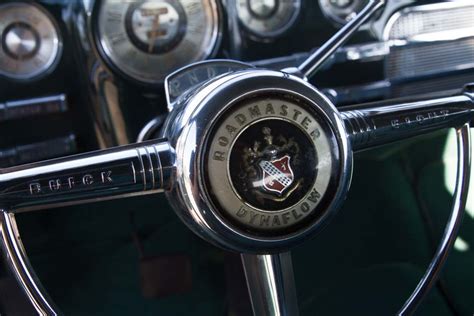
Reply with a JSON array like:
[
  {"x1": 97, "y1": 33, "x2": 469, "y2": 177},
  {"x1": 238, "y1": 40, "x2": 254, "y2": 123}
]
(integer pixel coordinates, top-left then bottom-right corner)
[
  {"x1": 319, "y1": 0, "x2": 368, "y2": 25},
  {"x1": 236, "y1": 0, "x2": 302, "y2": 39},
  {"x1": 0, "y1": 2, "x2": 62, "y2": 81},
  {"x1": 91, "y1": 0, "x2": 223, "y2": 86}
]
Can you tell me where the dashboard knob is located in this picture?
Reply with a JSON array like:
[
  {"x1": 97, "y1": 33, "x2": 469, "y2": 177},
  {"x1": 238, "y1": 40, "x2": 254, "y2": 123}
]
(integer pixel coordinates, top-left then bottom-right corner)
[
  {"x1": 0, "y1": 3, "x2": 62, "y2": 81},
  {"x1": 3, "y1": 23, "x2": 39, "y2": 60}
]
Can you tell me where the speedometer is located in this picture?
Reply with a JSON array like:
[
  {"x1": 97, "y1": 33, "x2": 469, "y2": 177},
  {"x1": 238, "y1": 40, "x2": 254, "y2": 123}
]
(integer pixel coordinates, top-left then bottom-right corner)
[{"x1": 94, "y1": 0, "x2": 221, "y2": 84}]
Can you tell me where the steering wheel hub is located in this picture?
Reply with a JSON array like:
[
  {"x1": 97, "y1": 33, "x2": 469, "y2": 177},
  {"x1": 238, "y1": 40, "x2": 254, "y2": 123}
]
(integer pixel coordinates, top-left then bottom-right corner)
[
  {"x1": 206, "y1": 93, "x2": 340, "y2": 237},
  {"x1": 164, "y1": 69, "x2": 352, "y2": 252}
]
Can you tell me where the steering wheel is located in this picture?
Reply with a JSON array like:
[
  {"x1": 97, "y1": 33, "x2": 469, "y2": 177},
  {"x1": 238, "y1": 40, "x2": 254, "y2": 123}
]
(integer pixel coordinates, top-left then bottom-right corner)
[{"x1": 1, "y1": 1, "x2": 473, "y2": 315}]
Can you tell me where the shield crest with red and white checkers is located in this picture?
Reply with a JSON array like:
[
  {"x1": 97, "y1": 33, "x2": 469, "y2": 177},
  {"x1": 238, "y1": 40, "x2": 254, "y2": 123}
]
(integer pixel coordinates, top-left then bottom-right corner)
[{"x1": 259, "y1": 155, "x2": 294, "y2": 195}]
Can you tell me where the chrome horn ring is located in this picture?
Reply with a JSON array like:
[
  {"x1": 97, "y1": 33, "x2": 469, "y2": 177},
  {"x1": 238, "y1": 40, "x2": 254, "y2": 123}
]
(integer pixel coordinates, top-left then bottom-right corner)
[{"x1": 162, "y1": 69, "x2": 352, "y2": 252}]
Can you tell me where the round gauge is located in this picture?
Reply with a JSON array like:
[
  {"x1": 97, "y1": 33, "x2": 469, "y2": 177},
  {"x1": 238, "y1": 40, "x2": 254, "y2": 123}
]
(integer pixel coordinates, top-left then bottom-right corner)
[
  {"x1": 0, "y1": 3, "x2": 62, "y2": 81},
  {"x1": 95, "y1": 0, "x2": 221, "y2": 84},
  {"x1": 319, "y1": 0, "x2": 368, "y2": 25},
  {"x1": 236, "y1": 0, "x2": 301, "y2": 38}
]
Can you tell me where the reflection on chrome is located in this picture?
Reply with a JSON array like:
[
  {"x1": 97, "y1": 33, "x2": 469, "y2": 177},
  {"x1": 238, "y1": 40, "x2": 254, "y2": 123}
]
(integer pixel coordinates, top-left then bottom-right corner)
[
  {"x1": 1, "y1": 0, "x2": 473, "y2": 314},
  {"x1": 443, "y1": 129, "x2": 474, "y2": 253}
]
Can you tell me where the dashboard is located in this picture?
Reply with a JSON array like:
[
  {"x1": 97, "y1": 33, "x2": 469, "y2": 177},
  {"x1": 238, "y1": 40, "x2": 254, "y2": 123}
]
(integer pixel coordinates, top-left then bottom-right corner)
[
  {"x1": 0, "y1": 0, "x2": 473, "y2": 167},
  {"x1": 1, "y1": 0, "x2": 368, "y2": 85},
  {"x1": 1, "y1": 2, "x2": 473, "y2": 314}
]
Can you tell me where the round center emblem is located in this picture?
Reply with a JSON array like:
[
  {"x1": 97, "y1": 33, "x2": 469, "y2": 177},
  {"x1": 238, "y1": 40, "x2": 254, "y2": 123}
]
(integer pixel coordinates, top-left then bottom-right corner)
[
  {"x1": 229, "y1": 119, "x2": 317, "y2": 210},
  {"x1": 204, "y1": 93, "x2": 340, "y2": 236}
]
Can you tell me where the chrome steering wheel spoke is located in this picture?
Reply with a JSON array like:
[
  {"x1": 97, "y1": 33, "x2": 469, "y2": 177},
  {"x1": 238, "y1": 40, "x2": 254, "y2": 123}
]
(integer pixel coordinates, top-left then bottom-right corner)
[
  {"x1": 1, "y1": 69, "x2": 473, "y2": 316},
  {"x1": 0, "y1": 139, "x2": 174, "y2": 315},
  {"x1": 341, "y1": 88, "x2": 474, "y2": 151},
  {"x1": 0, "y1": 139, "x2": 174, "y2": 213},
  {"x1": 241, "y1": 252, "x2": 299, "y2": 316},
  {"x1": 1, "y1": 0, "x2": 473, "y2": 313}
]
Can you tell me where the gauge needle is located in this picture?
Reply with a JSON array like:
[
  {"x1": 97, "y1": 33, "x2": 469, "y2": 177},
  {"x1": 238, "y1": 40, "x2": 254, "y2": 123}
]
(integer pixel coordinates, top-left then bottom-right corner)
[
  {"x1": 148, "y1": 16, "x2": 158, "y2": 53},
  {"x1": 148, "y1": 11, "x2": 163, "y2": 54}
]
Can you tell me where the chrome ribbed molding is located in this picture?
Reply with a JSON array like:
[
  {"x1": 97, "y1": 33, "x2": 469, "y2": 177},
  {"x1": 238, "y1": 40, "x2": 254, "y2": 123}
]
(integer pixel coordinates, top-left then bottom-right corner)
[
  {"x1": 0, "y1": 140, "x2": 174, "y2": 212},
  {"x1": 339, "y1": 109, "x2": 376, "y2": 150},
  {"x1": 340, "y1": 93, "x2": 474, "y2": 151}
]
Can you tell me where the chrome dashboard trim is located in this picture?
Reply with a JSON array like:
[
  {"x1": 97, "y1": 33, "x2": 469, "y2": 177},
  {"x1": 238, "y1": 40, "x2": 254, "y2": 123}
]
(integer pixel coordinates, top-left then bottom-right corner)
[
  {"x1": 164, "y1": 59, "x2": 254, "y2": 111},
  {"x1": 0, "y1": 94, "x2": 68, "y2": 122}
]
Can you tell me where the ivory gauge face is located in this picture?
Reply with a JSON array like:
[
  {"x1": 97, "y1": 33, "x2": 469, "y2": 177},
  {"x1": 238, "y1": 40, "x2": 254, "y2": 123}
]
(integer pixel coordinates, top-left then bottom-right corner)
[{"x1": 96, "y1": 0, "x2": 220, "y2": 84}]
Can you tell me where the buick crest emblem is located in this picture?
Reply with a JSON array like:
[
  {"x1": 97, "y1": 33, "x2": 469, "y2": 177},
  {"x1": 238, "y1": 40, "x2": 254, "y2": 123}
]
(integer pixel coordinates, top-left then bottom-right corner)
[
  {"x1": 259, "y1": 155, "x2": 294, "y2": 195},
  {"x1": 240, "y1": 126, "x2": 301, "y2": 200}
]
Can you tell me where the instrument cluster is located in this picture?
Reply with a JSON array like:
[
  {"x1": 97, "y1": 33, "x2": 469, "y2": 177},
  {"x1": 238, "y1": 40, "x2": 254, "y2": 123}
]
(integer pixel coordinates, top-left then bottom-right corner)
[
  {"x1": 93, "y1": 0, "x2": 221, "y2": 84},
  {"x1": 91, "y1": 0, "x2": 370, "y2": 85},
  {"x1": 0, "y1": 0, "x2": 370, "y2": 85}
]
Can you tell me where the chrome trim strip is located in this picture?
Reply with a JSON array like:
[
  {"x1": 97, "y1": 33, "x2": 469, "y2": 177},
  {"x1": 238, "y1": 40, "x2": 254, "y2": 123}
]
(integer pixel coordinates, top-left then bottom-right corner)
[
  {"x1": 254, "y1": 37, "x2": 474, "y2": 75},
  {"x1": 135, "y1": 147, "x2": 147, "y2": 190},
  {"x1": 164, "y1": 59, "x2": 254, "y2": 111},
  {"x1": 0, "y1": 94, "x2": 68, "y2": 122},
  {"x1": 398, "y1": 123, "x2": 471, "y2": 315},
  {"x1": 241, "y1": 252, "x2": 299, "y2": 316},
  {"x1": 153, "y1": 144, "x2": 164, "y2": 190},
  {"x1": 0, "y1": 210, "x2": 59, "y2": 315}
]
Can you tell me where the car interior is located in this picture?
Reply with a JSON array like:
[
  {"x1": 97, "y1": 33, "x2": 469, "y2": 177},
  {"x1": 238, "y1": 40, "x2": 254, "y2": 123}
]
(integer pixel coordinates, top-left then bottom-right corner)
[{"x1": 0, "y1": 0, "x2": 473, "y2": 315}]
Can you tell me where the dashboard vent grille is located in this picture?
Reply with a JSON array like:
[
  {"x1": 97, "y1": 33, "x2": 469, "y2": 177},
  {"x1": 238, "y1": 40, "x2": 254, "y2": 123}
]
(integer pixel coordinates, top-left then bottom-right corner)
[
  {"x1": 384, "y1": 0, "x2": 474, "y2": 93},
  {"x1": 386, "y1": 4, "x2": 474, "y2": 40},
  {"x1": 386, "y1": 37, "x2": 474, "y2": 80},
  {"x1": 392, "y1": 72, "x2": 474, "y2": 98}
]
